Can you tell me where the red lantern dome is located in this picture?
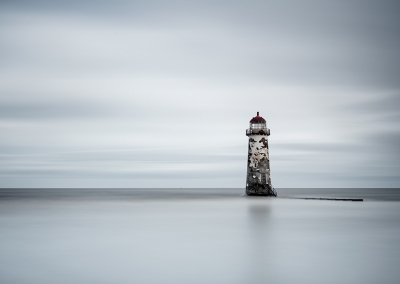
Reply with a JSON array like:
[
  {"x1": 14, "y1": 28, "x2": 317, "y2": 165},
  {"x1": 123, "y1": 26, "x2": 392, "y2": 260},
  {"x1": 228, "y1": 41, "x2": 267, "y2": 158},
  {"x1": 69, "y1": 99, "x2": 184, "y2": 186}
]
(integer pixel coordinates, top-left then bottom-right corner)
[{"x1": 249, "y1": 112, "x2": 266, "y2": 123}]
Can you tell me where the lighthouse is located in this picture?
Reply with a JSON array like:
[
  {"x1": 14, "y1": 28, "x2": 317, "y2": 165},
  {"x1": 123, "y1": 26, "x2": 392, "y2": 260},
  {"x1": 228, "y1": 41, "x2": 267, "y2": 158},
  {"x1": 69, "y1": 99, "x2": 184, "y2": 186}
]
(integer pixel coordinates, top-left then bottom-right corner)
[{"x1": 246, "y1": 112, "x2": 277, "y2": 196}]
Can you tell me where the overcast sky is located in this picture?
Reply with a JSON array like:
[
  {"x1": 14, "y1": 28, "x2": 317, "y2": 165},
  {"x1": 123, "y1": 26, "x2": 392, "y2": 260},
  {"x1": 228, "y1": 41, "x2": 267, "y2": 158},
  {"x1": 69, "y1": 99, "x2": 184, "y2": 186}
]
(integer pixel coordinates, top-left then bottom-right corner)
[{"x1": 1, "y1": 0, "x2": 399, "y2": 188}]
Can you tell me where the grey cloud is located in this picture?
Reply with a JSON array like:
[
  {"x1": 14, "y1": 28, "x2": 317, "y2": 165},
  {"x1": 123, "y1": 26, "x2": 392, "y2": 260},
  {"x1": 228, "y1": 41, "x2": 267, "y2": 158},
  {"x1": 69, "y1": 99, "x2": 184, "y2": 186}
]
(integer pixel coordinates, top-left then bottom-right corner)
[
  {"x1": 0, "y1": 101, "x2": 112, "y2": 120},
  {"x1": 0, "y1": 167, "x2": 240, "y2": 180},
  {"x1": 342, "y1": 93, "x2": 400, "y2": 118},
  {"x1": 0, "y1": 151, "x2": 244, "y2": 189},
  {"x1": 272, "y1": 142, "x2": 358, "y2": 154},
  {"x1": 0, "y1": 149, "x2": 245, "y2": 163},
  {"x1": 1, "y1": 0, "x2": 399, "y2": 88},
  {"x1": 366, "y1": 131, "x2": 400, "y2": 161}
]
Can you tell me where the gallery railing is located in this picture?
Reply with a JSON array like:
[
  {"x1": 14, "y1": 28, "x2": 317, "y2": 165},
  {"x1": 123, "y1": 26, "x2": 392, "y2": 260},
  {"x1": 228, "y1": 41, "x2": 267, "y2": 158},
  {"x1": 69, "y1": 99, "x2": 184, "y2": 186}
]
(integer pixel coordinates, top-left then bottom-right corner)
[{"x1": 246, "y1": 128, "x2": 270, "y2": 136}]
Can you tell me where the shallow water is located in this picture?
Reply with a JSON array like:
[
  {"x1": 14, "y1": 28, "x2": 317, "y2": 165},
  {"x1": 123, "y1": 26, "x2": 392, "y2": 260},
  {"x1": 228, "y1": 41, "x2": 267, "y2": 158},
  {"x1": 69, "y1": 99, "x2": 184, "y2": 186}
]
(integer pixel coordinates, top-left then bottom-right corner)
[{"x1": 1, "y1": 188, "x2": 400, "y2": 284}]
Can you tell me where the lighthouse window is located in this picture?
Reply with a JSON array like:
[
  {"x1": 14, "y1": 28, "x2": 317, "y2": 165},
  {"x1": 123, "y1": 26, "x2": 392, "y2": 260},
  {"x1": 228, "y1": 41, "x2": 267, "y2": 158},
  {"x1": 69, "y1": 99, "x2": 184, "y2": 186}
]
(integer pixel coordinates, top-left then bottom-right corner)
[{"x1": 250, "y1": 123, "x2": 266, "y2": 129}]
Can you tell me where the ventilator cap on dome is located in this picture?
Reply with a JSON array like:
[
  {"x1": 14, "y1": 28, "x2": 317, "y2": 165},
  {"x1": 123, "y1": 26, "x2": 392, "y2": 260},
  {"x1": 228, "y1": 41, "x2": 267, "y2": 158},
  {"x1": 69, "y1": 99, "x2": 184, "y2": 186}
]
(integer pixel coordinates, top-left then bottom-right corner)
[{"x1": 250, "y1": 112, "x2": 266, "y2": 123}]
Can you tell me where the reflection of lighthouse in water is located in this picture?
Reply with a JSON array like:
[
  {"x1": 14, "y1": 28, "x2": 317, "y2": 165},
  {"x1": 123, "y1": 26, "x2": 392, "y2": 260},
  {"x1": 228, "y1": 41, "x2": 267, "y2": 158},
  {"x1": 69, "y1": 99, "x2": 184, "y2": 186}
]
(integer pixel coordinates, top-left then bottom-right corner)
[{"x1": 246, "y1": 112, "x2": 277, "y2": 196}]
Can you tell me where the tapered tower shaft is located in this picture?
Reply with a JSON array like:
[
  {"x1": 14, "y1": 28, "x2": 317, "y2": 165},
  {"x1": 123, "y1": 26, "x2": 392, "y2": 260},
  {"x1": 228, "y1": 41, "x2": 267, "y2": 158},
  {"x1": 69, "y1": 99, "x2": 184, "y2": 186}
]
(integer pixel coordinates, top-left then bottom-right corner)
[{"x1": 245, "y1": 112, "x2": 277, "y2": 196}]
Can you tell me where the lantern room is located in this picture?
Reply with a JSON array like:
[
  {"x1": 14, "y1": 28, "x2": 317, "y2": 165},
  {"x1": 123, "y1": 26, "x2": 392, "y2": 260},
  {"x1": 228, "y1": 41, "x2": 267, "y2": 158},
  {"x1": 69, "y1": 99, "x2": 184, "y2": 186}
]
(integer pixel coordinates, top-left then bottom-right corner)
[{"x1": 246, "y1": 112, "x2": 270, "y2": 136}]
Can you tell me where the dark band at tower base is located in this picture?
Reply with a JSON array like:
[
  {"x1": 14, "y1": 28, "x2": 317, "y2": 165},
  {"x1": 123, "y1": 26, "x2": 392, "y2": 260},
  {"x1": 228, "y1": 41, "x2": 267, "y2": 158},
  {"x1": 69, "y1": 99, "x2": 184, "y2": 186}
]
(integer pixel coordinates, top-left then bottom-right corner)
[{"x1": 246, "y1": 183, "x2": 277, "y2": 196}]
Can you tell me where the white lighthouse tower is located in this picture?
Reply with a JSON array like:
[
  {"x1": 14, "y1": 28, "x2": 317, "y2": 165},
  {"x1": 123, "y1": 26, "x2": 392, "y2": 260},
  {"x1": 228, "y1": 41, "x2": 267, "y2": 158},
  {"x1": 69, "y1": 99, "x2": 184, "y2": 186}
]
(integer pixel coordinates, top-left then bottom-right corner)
[{"x1": 246, "y1": 112, "x2": 277, "y2": 196}]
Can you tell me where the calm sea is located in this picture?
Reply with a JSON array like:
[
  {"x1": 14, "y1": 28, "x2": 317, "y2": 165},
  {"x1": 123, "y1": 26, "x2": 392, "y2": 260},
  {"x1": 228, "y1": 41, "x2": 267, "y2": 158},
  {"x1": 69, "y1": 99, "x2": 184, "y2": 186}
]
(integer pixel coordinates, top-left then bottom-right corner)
[{"x1": 1, "y1": 188, "x2": 400, "y2": 284}]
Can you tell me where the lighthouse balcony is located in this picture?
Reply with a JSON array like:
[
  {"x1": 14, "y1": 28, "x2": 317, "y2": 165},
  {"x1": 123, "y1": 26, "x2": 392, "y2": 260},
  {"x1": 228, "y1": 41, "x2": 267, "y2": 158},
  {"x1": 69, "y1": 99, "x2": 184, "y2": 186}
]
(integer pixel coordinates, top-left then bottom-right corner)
[{"x1": 246, "y1": 128, "x2": 270, "y2": 136}]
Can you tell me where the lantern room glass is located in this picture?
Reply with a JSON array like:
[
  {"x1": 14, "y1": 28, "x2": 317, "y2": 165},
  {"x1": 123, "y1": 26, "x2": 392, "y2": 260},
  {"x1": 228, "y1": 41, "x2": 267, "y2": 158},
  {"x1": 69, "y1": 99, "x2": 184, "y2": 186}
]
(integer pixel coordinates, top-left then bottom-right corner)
[{"x1": 250, "y1": 122, "x2": 266, "y2": 130}]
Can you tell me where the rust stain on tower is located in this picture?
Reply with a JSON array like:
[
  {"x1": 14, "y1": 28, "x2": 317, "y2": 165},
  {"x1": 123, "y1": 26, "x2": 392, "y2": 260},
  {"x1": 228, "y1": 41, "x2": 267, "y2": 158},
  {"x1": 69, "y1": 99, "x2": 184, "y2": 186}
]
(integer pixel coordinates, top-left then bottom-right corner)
[{"x1": 246, "y1": 112, "x2": 277, "y2": 196}]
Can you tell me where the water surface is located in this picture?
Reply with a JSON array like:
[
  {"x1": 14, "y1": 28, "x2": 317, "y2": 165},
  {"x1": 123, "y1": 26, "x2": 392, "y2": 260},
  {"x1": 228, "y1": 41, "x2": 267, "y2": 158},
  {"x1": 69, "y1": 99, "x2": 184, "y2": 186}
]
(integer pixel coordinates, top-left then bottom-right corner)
[{"x1": 1, "y1": 188, "x2": 400, "y2": 284}]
